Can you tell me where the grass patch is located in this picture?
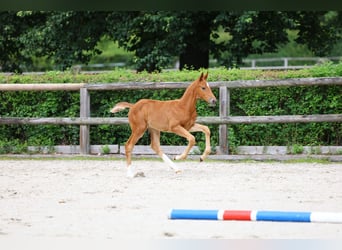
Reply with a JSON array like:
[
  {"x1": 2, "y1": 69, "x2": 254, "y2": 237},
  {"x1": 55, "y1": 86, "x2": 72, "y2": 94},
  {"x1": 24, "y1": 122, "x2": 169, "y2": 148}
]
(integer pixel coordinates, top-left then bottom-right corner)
[
  {"x1": 0, "y1": 154, "x2": 337, "y2": 164},
  {"x1": 283, "y1": 157, "x2": 333, "y2": 164},
  {"x1": 0, "y1": 155, "x2": 124, "y2": 161}
]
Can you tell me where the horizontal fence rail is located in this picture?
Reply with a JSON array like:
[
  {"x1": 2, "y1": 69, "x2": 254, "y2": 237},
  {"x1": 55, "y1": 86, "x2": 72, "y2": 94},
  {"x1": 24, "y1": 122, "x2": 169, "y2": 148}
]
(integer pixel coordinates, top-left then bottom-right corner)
[
  {"x1": 0, "y1": 77, "x2": 341, "y2": 155},
  {"x1": 1, "y1": 77, "x2": 342, "y2": 91},
  {"x1": 0, "y1": 83, "x2": 85, "y2": 91},
  {"x1": 1, "y1": 114, "x2": 341, "y2": 125},
  {"x1": 241, "y1": 56, "x2": 342, "y2": 70}
]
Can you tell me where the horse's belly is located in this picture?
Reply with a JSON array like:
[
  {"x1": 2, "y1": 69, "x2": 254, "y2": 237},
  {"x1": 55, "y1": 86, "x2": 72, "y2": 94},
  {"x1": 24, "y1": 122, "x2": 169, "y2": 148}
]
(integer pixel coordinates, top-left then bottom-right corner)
[
  {"x1": 144, "y1": 101, "x2": 196, "y2": 131},
  {"x1": 147, "y1": 115, "x2": 170, "y2": 131},
  {"x1": 147, "y1": 115, "x2": 195, "y2": 132}
]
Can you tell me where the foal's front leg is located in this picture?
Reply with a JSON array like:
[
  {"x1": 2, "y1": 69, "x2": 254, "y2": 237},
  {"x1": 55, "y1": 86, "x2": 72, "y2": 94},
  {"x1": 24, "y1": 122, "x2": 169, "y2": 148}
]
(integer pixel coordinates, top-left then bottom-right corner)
[
  {"x1": 172, "y1": 125, "x2": 196, "y2": 161},
  {"x1": 149, "y1": 128, "x2": 181, "y2": 173},
  {"x1": 189, "y1": 123, "x2": 211, "y2": 161}
]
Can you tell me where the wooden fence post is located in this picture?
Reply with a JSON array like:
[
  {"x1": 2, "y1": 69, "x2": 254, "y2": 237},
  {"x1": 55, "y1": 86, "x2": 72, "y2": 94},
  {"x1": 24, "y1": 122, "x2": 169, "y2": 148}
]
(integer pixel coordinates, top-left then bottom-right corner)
[
  {"x1": 251, "y1": 59, "x2": 256, "y2": 68},
  {"x1": 219, "y1": 86, "x2": 230, "y2": 154},
  {"x1": 284, "y1": 58, "x2": 288, "y2": 68},
  {"x1": 80, "y1": 88, "x2": 90, "y2": 154}
]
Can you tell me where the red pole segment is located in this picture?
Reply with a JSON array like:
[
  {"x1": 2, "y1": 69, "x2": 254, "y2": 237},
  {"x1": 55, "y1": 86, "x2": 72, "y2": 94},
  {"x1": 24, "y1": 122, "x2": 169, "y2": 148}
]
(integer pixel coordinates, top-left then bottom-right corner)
[{"x1": 222, "y1": 210, "x2": 252, "y2": 221}]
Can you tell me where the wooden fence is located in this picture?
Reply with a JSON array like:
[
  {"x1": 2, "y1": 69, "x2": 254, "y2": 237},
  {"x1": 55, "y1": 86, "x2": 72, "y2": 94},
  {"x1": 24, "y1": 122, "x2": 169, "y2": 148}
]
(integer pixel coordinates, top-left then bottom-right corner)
[{"x1": 0, "y1": 77, "x2": 342, "y2": 155}]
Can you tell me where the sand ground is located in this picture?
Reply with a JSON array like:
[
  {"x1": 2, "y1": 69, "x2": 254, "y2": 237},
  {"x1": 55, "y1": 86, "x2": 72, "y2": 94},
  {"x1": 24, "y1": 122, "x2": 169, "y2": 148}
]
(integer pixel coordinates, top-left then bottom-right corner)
[{"x1": 0, "y1": 158, "x2": 341, "y2": 240}]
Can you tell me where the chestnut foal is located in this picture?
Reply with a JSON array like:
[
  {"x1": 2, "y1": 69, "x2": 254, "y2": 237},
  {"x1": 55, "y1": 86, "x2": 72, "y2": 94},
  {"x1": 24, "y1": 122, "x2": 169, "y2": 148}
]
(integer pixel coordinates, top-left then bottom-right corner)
[{"x1": 110, "y1": 72, "x2": 217, "y2": 177}]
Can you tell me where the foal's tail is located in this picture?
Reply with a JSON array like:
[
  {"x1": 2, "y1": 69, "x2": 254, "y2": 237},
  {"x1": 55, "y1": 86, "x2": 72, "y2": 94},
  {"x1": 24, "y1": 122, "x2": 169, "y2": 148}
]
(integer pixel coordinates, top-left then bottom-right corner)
[{"x1": 110, "y1": 102, "x2": 134, "y2": 113}]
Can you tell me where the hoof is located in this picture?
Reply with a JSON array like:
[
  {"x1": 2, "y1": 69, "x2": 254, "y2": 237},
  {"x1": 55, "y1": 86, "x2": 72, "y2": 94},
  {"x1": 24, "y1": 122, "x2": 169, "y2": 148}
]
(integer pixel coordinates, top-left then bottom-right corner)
[
  {"x1": 200, "y1": 157, "x2": 204, "y2": 162},
  {"x1": 126, "y1": 172, "x2": 135, "y2": 178},
  {"x1": 174, "y1": 155, "x2": 186, "y2": 161}
]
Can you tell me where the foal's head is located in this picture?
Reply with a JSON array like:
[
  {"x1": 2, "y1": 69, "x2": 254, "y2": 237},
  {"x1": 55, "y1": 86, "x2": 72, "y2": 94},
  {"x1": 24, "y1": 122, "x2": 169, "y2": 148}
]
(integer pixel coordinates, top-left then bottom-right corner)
[{"x1": 195, "y1": 72, "x2": 217, "y2": 107}]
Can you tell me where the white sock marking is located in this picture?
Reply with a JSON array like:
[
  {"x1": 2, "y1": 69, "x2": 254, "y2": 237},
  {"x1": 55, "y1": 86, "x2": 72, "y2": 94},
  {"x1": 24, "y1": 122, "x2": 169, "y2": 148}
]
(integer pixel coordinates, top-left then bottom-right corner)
[
  {"x1": 126, "y1": 165, "x2": 136, "y2": 178},
  {"x1": 162, "y1": 153, "x2": 180, "y2": 172}
]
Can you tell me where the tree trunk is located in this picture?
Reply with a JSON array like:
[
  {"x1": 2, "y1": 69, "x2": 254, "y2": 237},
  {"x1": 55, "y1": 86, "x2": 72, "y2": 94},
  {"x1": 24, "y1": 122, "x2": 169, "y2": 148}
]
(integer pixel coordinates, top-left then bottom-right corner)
[
  {"x1": 179, "y1": 45, "x2": 209, "y2": 70},
  {"x1": 179, "y1": 16, "x2": 211, "y2": 70}
]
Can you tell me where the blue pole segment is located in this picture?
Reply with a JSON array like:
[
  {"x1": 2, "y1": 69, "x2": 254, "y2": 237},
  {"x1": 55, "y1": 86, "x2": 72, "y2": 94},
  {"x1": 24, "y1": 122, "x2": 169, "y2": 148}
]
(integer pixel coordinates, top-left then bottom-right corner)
[
  {"x1": 256, "y1": 211, "x2": 311, "y2": 222},
  {"x1": 169, "y1": 209, "x2": 219, "y2": 220}
]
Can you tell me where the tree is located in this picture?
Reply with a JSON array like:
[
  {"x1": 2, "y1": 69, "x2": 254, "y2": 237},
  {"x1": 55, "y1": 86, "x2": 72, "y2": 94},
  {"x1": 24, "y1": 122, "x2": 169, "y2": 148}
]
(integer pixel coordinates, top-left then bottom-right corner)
[
  {"x1": 106, "y1": 11, "x2": 179, "y2": 72},
  {"x1": 213, "y1": 11, "x2": 291, "y2": 66},
  {"x1": 23, "y1": 11, "x2": 108, "y2": 70},
  {"x1": 1, "y1": 11, "x2": 342, "y2": 72},
  {"x1": 214, "y1": 11, "x2": 342, "y2": 66},
  {"x1": 175, "y1": 11, "x2": 218, "y2": 70},
  {"x1": 0, "y1": 11, "x2": 46, "y2": 72},
  {"x1": 106, "y1": 11, "x2": 342, "y2": 71},
  {"x1": 290, "y1": 11, "x2": 342, "y2": 56},
  {"x1": 106, "y1": 11, "x2": 220, "y2": 72}
]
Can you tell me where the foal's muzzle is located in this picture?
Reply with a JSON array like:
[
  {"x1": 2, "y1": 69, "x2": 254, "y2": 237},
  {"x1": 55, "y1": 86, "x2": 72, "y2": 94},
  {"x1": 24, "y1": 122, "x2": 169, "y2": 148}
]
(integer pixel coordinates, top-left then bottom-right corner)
[{"x1": 208, "y1": 98, "x2": 217, "y2": 107}]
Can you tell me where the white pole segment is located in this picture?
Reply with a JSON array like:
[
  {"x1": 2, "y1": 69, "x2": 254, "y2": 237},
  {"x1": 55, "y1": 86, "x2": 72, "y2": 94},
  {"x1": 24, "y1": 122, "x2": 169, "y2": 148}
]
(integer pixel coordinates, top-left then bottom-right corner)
[{"x1": 310, "y1": 212, "x2": 342, "y2": 223}]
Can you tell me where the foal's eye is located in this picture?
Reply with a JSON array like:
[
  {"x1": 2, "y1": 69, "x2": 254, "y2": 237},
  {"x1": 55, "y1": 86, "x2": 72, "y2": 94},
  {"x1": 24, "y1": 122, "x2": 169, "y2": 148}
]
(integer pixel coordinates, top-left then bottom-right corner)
[{"x1": 201, "y1": 87, "x2": 206, "y2": 90}]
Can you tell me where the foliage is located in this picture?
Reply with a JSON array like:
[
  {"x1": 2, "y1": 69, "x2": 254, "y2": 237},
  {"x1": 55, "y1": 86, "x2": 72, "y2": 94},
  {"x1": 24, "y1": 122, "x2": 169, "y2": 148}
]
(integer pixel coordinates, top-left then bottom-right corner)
[
  {"x1": 0, "y1": 11, "x2": 47, "y2": 72},
  {"x1": 289, "y1": 144, "x2": 304, "y2": 154},
  {"x1": 2, "y1": 61, "x2": 342, "y2": 84},
  {"x1": 0, "y1": 138, "x2": 28, "y2": 154},
  {"x1": 291, "y1": 11, "x2": 342, "y2": 56},
  {"x1": 0, "y1": 64, "x2": 341, "y2": 154},
  {"x1": 22, "y1": 11, "x2": 108, "y2": 70},
  {"x1": 105, "y1": 11, "x2": 182, "y2": 72},
  {"x1": 105, "y1": 11, "x2": 342, "y2": 71},
  {"x1": 88, "y1": 38, "x2": 134, "y2": 67},
  {"x1": 1, "y1": 11, "x2": 342, "y2": 72},
  {"x1": 101, "y1": 145, "x2": 110, "y2": 154}
]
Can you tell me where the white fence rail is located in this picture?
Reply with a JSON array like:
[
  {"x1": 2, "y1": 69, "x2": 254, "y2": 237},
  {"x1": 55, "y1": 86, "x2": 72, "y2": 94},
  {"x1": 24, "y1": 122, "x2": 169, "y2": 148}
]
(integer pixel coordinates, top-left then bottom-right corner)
[
  {"x1": 241, "y1": 56, "x2": 342, "y2": 70},
  {"x1": 71, "y1": 57, "x2": 342, "y2": 72}
]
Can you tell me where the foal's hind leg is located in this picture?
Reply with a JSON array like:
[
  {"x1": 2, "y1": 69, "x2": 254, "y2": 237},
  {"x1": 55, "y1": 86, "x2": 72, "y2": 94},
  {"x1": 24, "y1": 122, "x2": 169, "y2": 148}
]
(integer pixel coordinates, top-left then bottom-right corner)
[
  {"x1": 149, "y1": 128, "x2": 180, "y2": 173},
  {"x1": 125, "y1": 124, "x2": 147, "y2": 178}
]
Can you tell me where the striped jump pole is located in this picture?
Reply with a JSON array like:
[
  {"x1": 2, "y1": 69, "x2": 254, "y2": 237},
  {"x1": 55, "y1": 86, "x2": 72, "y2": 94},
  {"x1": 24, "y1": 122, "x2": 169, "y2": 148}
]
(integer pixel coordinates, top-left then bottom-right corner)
[{"x1": 168, "y1": 209, "x2": 342, "y2": 223}]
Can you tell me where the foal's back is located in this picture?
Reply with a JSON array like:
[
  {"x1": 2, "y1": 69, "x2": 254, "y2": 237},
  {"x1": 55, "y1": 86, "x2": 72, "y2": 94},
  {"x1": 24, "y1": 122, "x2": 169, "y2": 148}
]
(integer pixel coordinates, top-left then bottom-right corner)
[{"x1": 128, "y1": 98, "x2": 196, "y2": 132}]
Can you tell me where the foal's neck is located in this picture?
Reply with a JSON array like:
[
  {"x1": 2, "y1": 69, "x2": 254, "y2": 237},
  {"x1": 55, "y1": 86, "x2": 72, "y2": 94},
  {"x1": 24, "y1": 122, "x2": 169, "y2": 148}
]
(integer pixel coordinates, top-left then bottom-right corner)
[{"x1": 179, "y1": 81, "x2": 198, "y2": 112}]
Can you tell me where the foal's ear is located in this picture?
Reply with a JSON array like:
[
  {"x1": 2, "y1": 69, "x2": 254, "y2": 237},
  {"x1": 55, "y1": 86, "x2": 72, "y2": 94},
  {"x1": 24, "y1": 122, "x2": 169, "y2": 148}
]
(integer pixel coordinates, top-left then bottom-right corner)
[{"x1": 199, "y1": 72, "x2": 209, "y2": 81}]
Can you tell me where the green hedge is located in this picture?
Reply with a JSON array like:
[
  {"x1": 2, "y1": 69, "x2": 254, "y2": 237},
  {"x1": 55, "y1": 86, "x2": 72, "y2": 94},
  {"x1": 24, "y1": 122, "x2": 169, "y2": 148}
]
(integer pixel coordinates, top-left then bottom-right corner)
[{"x1": 0, "y1": 63, "x2": 341, "y2": 153}]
